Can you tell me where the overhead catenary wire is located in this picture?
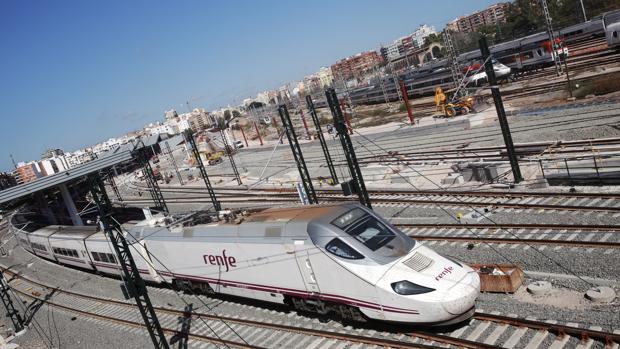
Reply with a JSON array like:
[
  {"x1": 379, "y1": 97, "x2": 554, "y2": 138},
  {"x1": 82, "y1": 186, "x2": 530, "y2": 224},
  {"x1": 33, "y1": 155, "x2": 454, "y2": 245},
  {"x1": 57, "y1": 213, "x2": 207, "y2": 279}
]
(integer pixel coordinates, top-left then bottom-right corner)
[
  {"x1": 349, "y1": 127, "x2": 597, "y2": 288},
  {"x1": 109, "y1": 217, "x2": 246, "y2": 349}
]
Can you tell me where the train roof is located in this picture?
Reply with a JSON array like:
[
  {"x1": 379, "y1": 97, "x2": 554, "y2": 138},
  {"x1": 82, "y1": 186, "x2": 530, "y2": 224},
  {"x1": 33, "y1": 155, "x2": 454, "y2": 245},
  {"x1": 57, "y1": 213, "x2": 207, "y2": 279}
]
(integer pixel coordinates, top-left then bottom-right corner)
[
  {"x1": 29, "y1": 225, "x2": 63, "y2": 237},
  {"x1": 137, "y1": 203, "x2": 355, "y2": 242},
  {"x1": 48, "y1": 225, "x2": 97, "y2": 240}
]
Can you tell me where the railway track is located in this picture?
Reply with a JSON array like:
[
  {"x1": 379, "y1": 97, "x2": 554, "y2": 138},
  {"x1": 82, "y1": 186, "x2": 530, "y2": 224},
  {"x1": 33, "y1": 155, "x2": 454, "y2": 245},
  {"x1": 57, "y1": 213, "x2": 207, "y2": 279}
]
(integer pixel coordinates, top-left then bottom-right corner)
[
  {"x1": 395, "y1": 223, "x2": 620, "y2": 249},
  {"x1": 124, "y1": 184, "x2": 620, "y2": 216},
  {"x1": 2, "y1": 265, "x2": 619, "y2": 349}
]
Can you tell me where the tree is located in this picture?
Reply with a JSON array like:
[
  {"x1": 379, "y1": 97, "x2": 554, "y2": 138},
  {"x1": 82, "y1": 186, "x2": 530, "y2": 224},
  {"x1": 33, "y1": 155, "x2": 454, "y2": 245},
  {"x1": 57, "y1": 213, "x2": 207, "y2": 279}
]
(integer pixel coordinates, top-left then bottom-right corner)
[
  {"x1": 223, "y1": 110, "x2": 232, "y2": 121},
  {"x1": 424, "y1": 33, "x2": 444, "y2": 47},
  {"x1": 232, "y1": 110, "x2": 241, "y2": 118}
]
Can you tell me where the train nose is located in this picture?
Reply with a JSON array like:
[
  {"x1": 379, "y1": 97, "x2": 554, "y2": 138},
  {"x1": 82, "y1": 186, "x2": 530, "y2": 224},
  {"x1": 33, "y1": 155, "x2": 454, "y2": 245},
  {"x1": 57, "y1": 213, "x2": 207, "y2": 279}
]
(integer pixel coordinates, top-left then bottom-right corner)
[{"x1": 441, "y1": 271, "x2": 480, "y2": 315}]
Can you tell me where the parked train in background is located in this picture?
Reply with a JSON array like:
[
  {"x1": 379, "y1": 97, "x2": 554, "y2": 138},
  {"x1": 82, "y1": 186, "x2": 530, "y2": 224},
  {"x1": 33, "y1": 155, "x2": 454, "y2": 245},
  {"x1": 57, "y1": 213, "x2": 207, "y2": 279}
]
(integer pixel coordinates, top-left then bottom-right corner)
[
  {"x1": 604, "y1": 10, "x2": 620, "y2": 49},
  {"x1": 11, "y1": 203, "x2": 481, "y2": 325},
  {"x1": 348, "y1": 15, "x2": 618, "y2": 106}
]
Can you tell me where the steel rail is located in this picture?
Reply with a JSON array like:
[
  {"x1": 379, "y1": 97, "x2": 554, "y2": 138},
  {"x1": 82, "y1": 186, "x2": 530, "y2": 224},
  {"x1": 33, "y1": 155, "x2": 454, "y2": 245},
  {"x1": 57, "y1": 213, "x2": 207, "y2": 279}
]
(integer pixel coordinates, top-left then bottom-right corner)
[
  {"x1": 0, "y1": 267, "x2": 465, "y2": 349},
  {"x1": 473, "y1": 312, "x2": 620, "y2": 346},
  {"x1": 10, "y1": 286, "x2": 263, "y2": 349},
  {"x1": 122, "y1": 195, "x2": 620, "y2": 213},
  {"x1": 410, "y1": 235, "x2": 620, "y2": 249},
  {"x1": 396, "y1": 223, "x2": 620, "y2": 231}
]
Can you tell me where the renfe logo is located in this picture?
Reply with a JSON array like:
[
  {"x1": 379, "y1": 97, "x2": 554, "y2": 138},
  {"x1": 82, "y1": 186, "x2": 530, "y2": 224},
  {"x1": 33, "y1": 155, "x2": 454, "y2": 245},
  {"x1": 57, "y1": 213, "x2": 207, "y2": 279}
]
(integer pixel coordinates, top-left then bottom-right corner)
[
  {"x1": 203, "y1": 250, "x2": 237, "y2": 272},
  {"x1": 435, "y1": 266, "x2": 454, "y2": 281}
]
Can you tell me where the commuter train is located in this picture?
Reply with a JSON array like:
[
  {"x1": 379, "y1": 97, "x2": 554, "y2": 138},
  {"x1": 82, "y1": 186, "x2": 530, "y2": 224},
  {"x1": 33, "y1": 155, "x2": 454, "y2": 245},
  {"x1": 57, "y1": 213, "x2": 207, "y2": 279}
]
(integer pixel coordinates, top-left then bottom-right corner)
[
  {"x1": 11, "y1": 203, "x2": 480, "y2": 325},
  {"x1": 347, "y1": 16, "x2": 619, "y2": 105},
  {"x1": 603, "y1": 10, "x2": 620, "y2": 49}
]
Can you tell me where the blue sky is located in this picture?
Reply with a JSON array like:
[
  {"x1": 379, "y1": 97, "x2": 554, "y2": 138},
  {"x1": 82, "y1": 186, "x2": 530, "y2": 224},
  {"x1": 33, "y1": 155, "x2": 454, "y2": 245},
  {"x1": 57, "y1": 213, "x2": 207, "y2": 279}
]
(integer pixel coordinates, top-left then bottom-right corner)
[{"x1": 0, "y1": 0, "x2": 499, "y2": 171}]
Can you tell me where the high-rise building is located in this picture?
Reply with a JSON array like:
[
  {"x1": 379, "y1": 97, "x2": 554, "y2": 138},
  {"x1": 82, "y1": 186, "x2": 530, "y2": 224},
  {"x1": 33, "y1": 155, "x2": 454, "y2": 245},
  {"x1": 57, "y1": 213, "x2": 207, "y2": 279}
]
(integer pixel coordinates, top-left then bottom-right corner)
[
  {"x1": 330, "y1": 51, "x2": 383, "y2": 81},
  {"x1": 446, "y1": 2, "x2": 509, "y2": 33}
]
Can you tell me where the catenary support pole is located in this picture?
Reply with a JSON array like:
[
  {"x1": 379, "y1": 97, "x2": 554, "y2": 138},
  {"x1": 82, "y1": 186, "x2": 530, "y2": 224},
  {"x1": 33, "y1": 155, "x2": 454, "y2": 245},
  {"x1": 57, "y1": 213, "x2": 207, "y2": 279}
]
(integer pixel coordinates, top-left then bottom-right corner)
[
  {"x1": 106, "y1": 168, "x2": 123, "y2": 201},
  {"x1": 219, "y1": 128, "x2": 242, "y2": 185},
  {"x1": 253, "y1": 121, "x2": 263, "y2": 146},
  {"x1": 479, "y1": 37, "x2": 523, "y2": 183},
  {"x1": 306, "y1": 95, "x2": 338, "y2": 185},
  {"x1": 88, "y1": 173, "x2": 170, "y2": 349},
  {"x1": 278, "y1": 104, "x2": 318, "y2": 204},
  {"x1": 399, "y1": 80, "x2": 414, "y2": 124},
  {"x1": 339, "y1": 100, "x2": 353, "y2": 135},
  {"x1": 299, "y1": 108, "x2": 310, "y2": 139},
  {"x1": 134, "y1": 149, "x2": 169, "y2": 215},
  {"x1": 239, "y1": 125, "x2": 249, "y2": 148},
  {"x1": 184, "y1": 130, "x2": 221, "y2": 211},
  {"x1": 164, "y1": 141, "x2": 184, "y2": 185},
  {"x1": 272, "y1": 117, "x2": 283, "y2": 144},
  {"x1": 0, "y1": 269, "x2": 24, "y2": 333},
  {"x1": 326, "y1": 88, "x2": 372, "y2": 209}
]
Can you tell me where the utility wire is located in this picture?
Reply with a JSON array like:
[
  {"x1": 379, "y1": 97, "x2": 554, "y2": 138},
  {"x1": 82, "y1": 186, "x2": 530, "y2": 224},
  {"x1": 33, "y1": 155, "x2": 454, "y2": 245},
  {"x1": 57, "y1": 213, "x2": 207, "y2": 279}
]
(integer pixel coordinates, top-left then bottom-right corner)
[{"x1": 350, "y1": 128, "x2": 597, "y2": 288}]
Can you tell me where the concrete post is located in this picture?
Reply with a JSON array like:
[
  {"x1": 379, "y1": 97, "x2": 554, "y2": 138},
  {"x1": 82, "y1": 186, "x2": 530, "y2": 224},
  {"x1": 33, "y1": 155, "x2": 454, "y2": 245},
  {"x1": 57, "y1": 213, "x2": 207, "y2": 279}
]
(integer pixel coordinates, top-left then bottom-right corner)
[{"x1": 58, "y1": 183, "x2": 83, "y2": 226}]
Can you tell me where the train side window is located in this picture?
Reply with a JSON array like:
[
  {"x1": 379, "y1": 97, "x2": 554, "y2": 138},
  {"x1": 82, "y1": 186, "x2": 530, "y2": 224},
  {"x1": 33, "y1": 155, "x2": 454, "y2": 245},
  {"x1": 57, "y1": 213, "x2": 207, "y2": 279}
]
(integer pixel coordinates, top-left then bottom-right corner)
[
  {"x1": 92, "y1": 252, "x2": 101, "y2": 262},
  {"x1": 325, "y1": 238, "x2": 364, "y2": 260},
  {"x1": 536, "y1": 48, "x2": 543, "y2": 56}
]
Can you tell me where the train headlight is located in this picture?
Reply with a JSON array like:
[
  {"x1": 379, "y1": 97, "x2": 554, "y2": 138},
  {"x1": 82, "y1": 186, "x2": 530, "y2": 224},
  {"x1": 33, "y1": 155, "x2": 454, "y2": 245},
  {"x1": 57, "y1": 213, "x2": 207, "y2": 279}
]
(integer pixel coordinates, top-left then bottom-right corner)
[{"x1": 391, "y1": 280, "x2": 435, "y2": 295}]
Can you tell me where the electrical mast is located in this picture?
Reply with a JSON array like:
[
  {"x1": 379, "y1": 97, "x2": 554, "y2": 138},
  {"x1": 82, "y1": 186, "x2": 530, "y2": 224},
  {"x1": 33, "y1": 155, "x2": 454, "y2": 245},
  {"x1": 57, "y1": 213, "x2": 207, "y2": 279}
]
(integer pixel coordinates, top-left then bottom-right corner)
[
  {"x1": 443, "y1": 31, "x2": 464, "y2": 95},
  {"x1": 540, "y1": 0, "x2": 562, "y2": 76},
  {"x1": 89, "y1": 173, "x2": 170, "y2": 349}
]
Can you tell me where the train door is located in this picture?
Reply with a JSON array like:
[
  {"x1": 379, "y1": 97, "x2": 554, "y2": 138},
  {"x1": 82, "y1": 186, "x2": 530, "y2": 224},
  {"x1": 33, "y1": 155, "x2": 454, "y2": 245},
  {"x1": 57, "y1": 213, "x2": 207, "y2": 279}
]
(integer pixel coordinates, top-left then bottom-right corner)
[
  {"x1": 137, "y1": 240, "x2": 163, "y2": 283},
  {"x1": 293, "y1": 239, "x2": 320, "y2": 294}
]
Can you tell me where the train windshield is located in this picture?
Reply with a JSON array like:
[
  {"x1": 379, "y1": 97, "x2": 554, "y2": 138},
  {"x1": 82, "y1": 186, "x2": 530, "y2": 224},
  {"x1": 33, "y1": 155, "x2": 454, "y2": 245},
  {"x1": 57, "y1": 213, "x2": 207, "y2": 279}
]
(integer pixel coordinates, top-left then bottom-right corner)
[{"x1": 332, "y1": 208, "x2": 395, "y2": 251}]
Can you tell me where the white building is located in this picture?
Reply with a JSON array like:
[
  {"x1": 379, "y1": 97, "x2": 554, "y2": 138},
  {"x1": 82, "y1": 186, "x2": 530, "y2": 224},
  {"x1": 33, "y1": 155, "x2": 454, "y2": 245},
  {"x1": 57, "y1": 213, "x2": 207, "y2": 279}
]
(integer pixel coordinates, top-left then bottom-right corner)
[
  {"x1": 317, "y1": 66, "x2": 334, "y2": 87},
  {"x1": 411, "y1": 24, "x2": 436, "y2": 48},
  {"x1": 385, "y1": 42, "x2": 402, "y2": 60}
]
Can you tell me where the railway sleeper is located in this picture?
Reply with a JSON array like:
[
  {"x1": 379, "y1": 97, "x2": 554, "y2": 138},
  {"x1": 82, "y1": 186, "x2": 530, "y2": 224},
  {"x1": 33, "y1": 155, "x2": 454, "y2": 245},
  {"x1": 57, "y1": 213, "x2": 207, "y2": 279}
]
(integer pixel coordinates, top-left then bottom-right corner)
[{"x1": 286, "y1": 296, "x2": 366, "y2": 322}]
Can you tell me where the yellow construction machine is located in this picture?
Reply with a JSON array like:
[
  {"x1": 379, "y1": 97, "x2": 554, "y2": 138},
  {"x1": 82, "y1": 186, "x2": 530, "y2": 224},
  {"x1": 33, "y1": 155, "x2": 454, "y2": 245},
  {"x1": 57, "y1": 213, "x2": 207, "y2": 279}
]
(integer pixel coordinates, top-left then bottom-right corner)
[{"x1": 435, "y1": 87, "x2": 476, "y2": 118}]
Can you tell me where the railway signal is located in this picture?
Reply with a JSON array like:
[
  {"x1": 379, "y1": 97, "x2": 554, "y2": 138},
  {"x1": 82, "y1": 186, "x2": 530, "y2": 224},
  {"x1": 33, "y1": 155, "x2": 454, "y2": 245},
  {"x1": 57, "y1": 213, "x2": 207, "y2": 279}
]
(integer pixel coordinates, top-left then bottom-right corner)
[
  {"x1": 479, "y1": 37, "x2": 523, "y2": 183},
  {"x1": 325, "y1": 88, "x2": 372, "y2": 209}
]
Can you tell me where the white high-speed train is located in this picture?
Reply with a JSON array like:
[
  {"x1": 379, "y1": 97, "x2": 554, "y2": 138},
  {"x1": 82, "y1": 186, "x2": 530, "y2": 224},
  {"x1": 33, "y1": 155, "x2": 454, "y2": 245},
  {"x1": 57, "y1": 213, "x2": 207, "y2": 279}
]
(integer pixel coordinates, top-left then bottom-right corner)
[{"x1": 12, "y1": 203, "x2": 480, "y2": 325}]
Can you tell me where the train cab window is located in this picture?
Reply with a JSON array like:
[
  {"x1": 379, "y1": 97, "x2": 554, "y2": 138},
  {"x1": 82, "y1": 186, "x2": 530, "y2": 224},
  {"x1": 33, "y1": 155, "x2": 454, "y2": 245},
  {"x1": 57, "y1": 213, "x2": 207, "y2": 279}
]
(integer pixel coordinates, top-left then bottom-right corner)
[
  {"x1": 332, "y1": 208, "x2": 395, "y2": 251},
  {"x1": 325, "y1": 238, "x2": 364, "y2": 260}
]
